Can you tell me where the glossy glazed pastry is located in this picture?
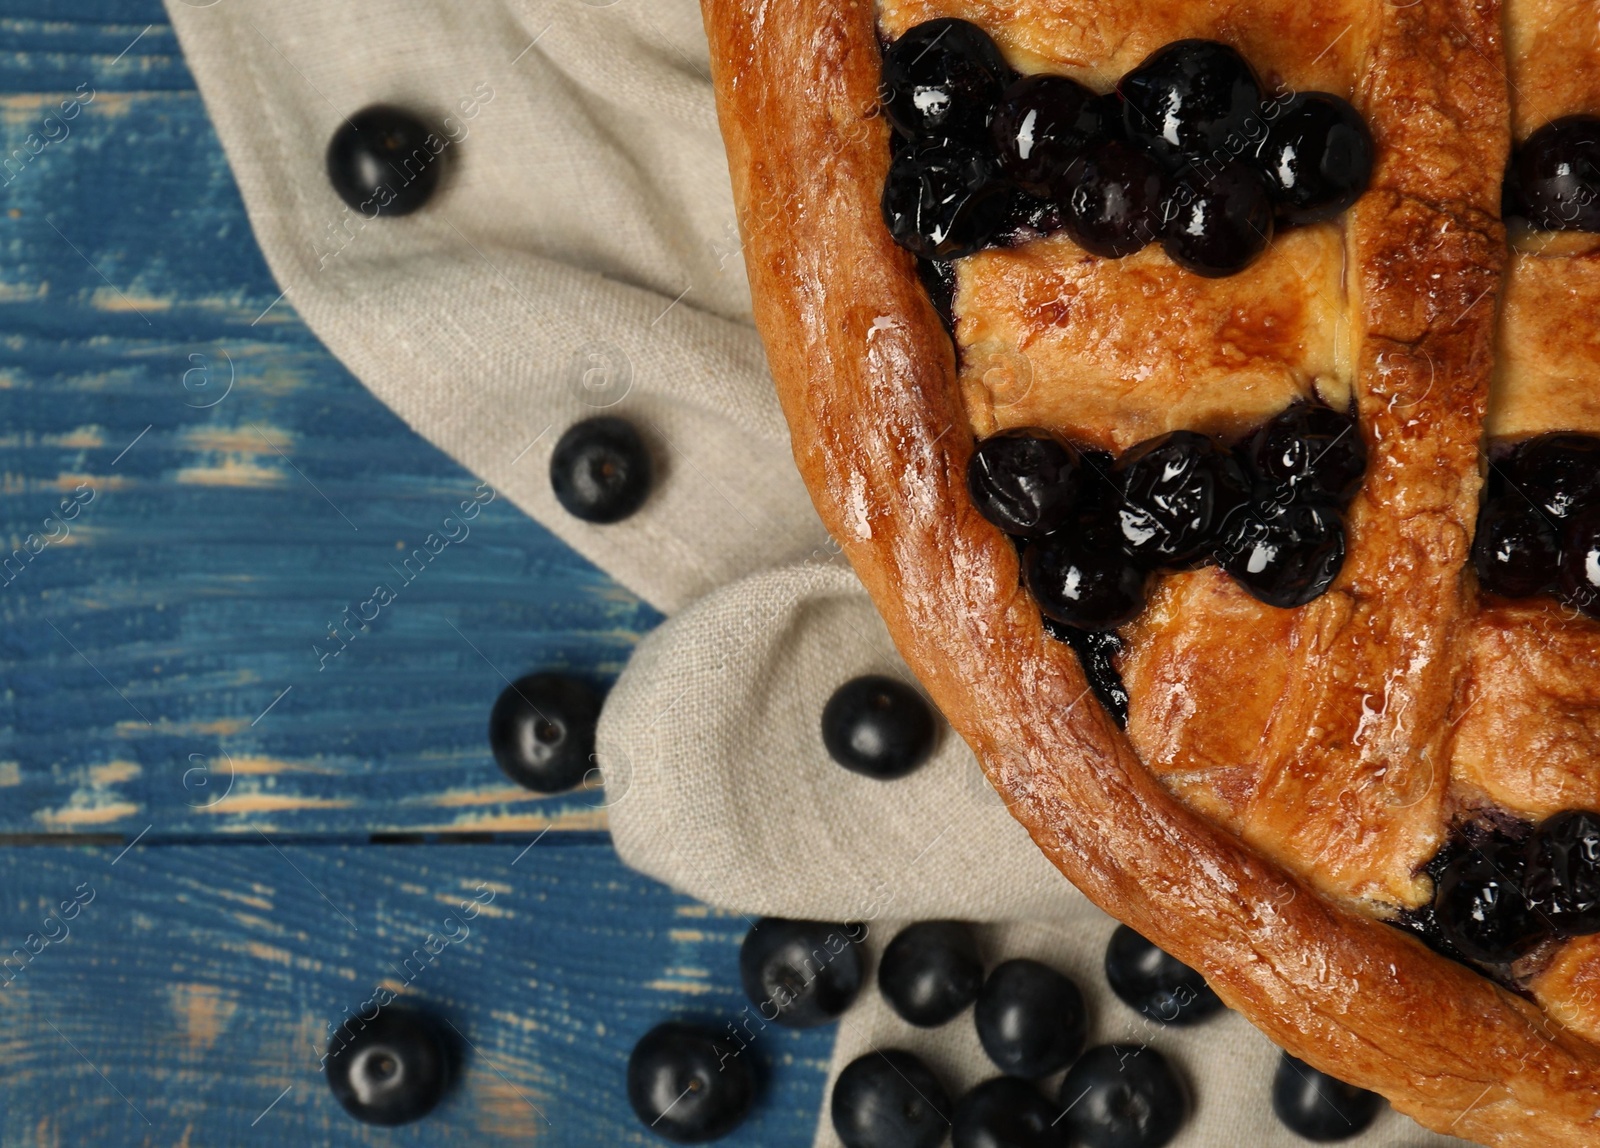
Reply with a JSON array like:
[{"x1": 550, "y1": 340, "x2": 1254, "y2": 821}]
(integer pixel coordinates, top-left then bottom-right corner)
[{"x1": 698, "y1": 0, "x2": 1600, "y2": 1143}]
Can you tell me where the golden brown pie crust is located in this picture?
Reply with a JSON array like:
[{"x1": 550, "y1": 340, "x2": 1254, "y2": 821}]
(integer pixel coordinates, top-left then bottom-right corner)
[{"x1": 699, "y1": 0, "x2": 1600, "y2": 1141}]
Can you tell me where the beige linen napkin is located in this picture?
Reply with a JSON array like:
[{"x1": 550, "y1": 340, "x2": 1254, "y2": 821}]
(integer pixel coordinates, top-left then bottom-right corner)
[{"x1": 166, "y1": 0, "x2": 1466, "y2": 1143}]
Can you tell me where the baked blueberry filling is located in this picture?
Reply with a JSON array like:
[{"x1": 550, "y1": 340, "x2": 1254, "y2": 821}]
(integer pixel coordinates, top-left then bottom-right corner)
[
  {"x1": 1504, "y1": 114, "x2": 1600, "y2": 232},
  {"x1": 1473, "y1": 432, "x2": 1600, "y2": 613},
  {"x1": 879, "y1": 23, "x2": 1373, "y2": 277}
]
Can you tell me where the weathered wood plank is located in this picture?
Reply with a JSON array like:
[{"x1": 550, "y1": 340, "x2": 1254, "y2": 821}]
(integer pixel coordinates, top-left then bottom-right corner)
[
  {"x1": 0, "y1": 0, "x2": 663, "y2": 836},
  {"x1": 0, "y1": 841, "x2": 827, "y2": 1145}
]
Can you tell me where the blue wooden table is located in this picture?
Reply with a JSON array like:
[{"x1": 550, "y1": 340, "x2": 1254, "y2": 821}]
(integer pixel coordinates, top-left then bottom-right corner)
[{"x1": 0, "y1": 2, "x2": 830, "y2": 1142}]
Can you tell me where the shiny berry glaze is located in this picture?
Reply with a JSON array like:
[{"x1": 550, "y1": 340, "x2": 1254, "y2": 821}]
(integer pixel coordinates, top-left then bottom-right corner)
[
  {"x1": 1024, "y1": 501, "x2": 1150, "y2": 630},
  {"x1": 1243, "y1": 402, "x2": 1366, "y2": 508},
  {"x1": 1504, "y1": 114, "x2": 1600, "y2": 232},
  {"x1": 1161, "y1": 158, "x2": 1275, "y2": 277},
  {"x1": 1526, "y1": 810, "x2": 1600, "y2": 938},
  {"x1": 1559, "y1": 504, "x2": 1600, "y2": 618},
  {"x1": 967, "y1": 430, "x2": 1083, "y2": 538},
  {"x1": 1216, "y1": 502, "x2": 1345, "y2": 608},
  {"x1": 1491, "y1": 432, "x2": 1600, "y2": 521},
  {"x1": 1112, "y1": 430, "x2": 1248, "y2": 567},
  {"x1": 1472, "y1": 496, "x2": 1561, "y2": 598},
  {"x1": 1118, "y1": 39, "x2": 1263, "y2": 168},
  {"x1": 1434, "y1": 836, "x2": 1543, "y2": 964},
  {"x1": 1256, "y1": 92, "x2": 1374, "y2": 227},
  {"x1": 883, "y1": 139, "x2": 1013, "y2": 259},
  {"x1": 1061, "y1": 139, "x2": 1166, "y2": 258},
  {"x1": 1043, "y1": 618, "x2": 1130, "y2": 727},
  {"x1": 991, "y1": 73, "x2": 1104, "y2": 195},
  {"x1": 880, "y1": 18, "x2": 1010, "y2": 143}
]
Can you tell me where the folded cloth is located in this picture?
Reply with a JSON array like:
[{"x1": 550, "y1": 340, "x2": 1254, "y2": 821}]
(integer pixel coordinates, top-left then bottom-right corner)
[{"x1": 166, "y1": 0, "x2": 1465, "y2": 1143}]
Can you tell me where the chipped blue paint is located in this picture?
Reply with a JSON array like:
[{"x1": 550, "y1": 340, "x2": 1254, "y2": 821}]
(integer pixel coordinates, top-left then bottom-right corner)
[
  {"x1": 0, "y1": 842, "x2": 829, "y2": 1145},
  {"x1": 0, "y1": 0, "x2": 665, "y2": 836}
]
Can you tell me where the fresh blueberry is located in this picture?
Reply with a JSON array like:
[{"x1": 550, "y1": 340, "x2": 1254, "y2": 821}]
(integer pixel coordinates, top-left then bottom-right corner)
[
  {"x1": 1472, "y1": 495, "x2": 1560, "y2": 598},
  {"x1": 1504, "y1": 115, "x2": 1600, "y2": 231},
  {"x1": 952, "y1": 1076, "x2": 1066, "y2": 1148},
  {"x1": 1025, "y1": 500, "x2": 1149, "y2": 630},
  {"x1": 1057, "y1": 1045, "x2": 1188, "y2": 1148},
  {"x1": 880, "y1": 18, "x2": 1011, "y2": 143},
  {"x1": 1215, "y1": 501, "x2": 1345, "y2": 608},
  {"x1": 1433, "y1": 837, "x2": 1543, "y2": 963},
  {"x1": 1491, "y1": 433, "x2": 1600, "y2": 521},
  {"x1": 1270, "y1": 1052, "x2": 1382, "y2": 1142},
  {"x1": 832, "y1": 1049, "x2": 951, "y2": 1148},
  {"x1": 991, "y1": 74, "x2": 1105, "y2": 195},
  {"x1": 1118, "y1": 40, "x2": 1263, "y2": 168},
  {"x1": 1042, "y1": 619, "x2": 1130, "y2": 727},
  {"x1": 1256, "y1": 92, "x2": 1374, "y2": 227},
  {"x1": 967, "y1": 430, "x2": 1084, "y2": 538},
  {"x1": 549, "y1": 416, "x2": 652, "y2": 524},
  {"x1": 326, "y1": 105, "x2": 443, "y2": 217},
  {"x1": 739, "y1": 918, "x2": 865, "y2": 1027},
  {"x1": 1243, "y1": 402, "x2": 1366, "y2": 508},
  {"x1": 1103, "y1": 926, "x2": 1223, "y2": 1026},
  {"x1": 1559, "y1": 505, "x2": 1600, "y2": 618},
  {"x1": 1113, "y1": 431, "x2": 1248, "y2": 567},
  {"x1": 883, "y1": 139, "x2": 1014, "y2": 259},
  {"x1": 627, "y1": 1022, "x2": 754, "y2": 1143},
  {"x1": 488, "y1": 673, "x2": 603, "y2": 793},
  {"x1": 325, "y1": 1008, "x2": 451, "y2": 1126},
  {"x1": 974, "y1": 958, "x2": 1087, "y2": 1079},
  {"x1": 1061, "y1": 139, "x2": 1166, "y2": 258},
  {"x1": 822, "y1": 675, "x2": 939, "y2": 781},
  {"x1": 879, "y1": 921, "x2": 984, "y2": 1027},
  {"x1": 1161, "y1": 158, "x2": 1275, "y2": 277},
  {"x1": 1527, "y1": 810, "x2": 1600, "y2": 938}
]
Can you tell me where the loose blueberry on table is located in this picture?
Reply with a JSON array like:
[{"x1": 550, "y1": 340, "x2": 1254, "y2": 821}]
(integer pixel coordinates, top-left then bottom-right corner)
[
  {"x1": 822, "y1": 675, "x2": 940, "y2": 780},
  {"x1": 974, "y1": 958, "x2": 1087, "y2": 1079},
  {"x1": 1103, "y1": 925, "x2": 1223, "y2": 1026},
  {"x1": 739, "y1": 917, "x2": 865, "y2": 1027},
  {"x1": 324, "y1": 1008, "x2": 451, "y2": 1126},
  {"x1": 1270, "y1": 1052, "x2": 1382, "y2": 1142},
  {"x1": 627, "y1": 1022, "x2": 755, "y2": 1143},
  {"x1": 878, "y1": 920, "x2": 984, "y2": 1027},
  {"x1": 831, "y1": 1049, "x2": 951, "y2": 1148},
  {"x1": 951, "y1": 1076, "x2": 1065, "y2": 1148},
  {"x1": 326, "y1": 105, "x2": 443, "y2": 217},
  {"x1": 487, "y1": 672, "x2": 602, "y2": 793},
  {"x1": 549, "y1": 415, "x2": 653, "y2": 524},
  {"x1": 1057, "y1": 1044, "x2": 1188, "y2": 1148},
  {"x1": 879, "y1": 23, "x2": 1373, "y2": 276}
]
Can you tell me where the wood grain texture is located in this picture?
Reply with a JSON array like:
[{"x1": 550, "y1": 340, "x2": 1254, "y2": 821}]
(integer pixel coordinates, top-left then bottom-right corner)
[
  {"x1": 0, "y1": 841, "x2": 828, "y2": 1145},
  {"x1": 0, "y1": 0, "x2": 662, "y2": 838}
]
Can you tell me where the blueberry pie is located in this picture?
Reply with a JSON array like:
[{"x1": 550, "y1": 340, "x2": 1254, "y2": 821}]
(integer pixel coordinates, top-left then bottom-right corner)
[{"x1": 701, "y1": 0, "x2": 1600, "y2": 1141}]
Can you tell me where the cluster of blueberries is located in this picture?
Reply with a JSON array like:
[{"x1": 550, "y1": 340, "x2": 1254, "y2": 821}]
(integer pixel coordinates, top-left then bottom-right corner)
[
  {"x1": 1471, "y1": 433, "x2": 1600, "y2": 616},
  {"x1": 1404, "y1": 810, "x2": 1600, "y2": 968},
  {"x1": 628, "y1": 917, "x2": 1384, "y2": 1146},
  {"x1": 966, "y1": 403, "x2": 1366, "y2": 643},
  {"x1": 878, "y1": 21, "x2": 1374, "y2": 281}
]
